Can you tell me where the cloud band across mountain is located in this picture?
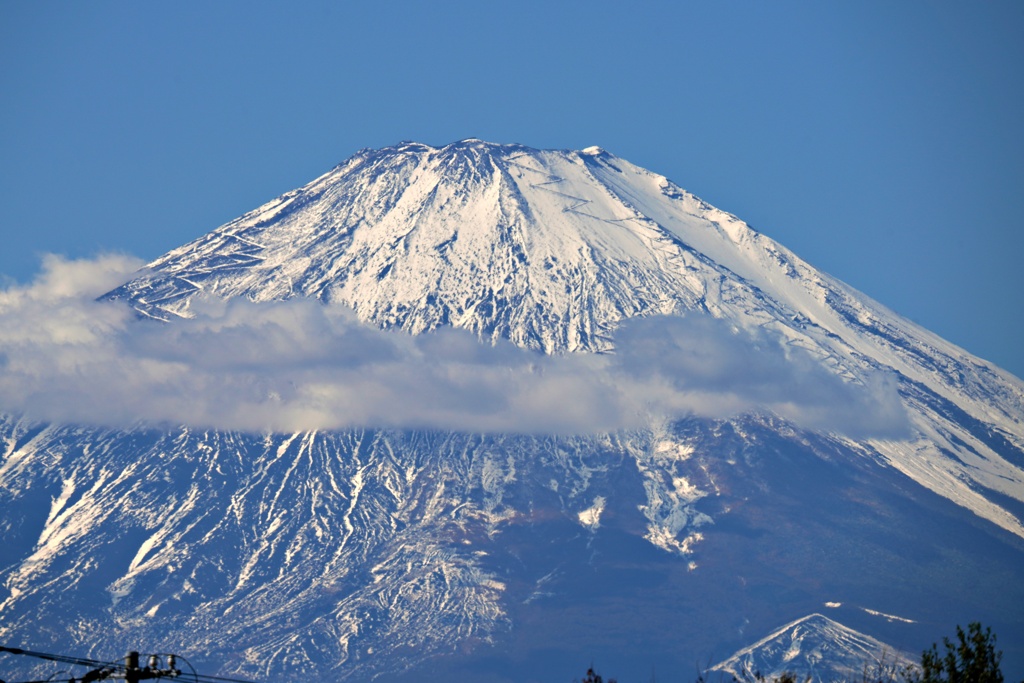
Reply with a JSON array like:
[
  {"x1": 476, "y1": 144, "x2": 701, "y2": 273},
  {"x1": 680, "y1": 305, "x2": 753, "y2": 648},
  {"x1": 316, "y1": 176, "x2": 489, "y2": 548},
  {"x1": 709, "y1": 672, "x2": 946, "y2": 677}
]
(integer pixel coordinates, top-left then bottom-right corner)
[{"x1": 0, "y1": 255, "x2": 908, "y2": 437}]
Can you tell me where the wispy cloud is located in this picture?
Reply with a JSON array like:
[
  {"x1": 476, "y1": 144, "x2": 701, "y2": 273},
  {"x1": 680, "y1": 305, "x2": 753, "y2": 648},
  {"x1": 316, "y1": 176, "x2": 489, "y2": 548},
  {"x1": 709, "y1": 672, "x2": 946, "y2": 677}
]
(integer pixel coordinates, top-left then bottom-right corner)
[
  {"x1": 610, "y1": 315, "x2": 909, "y2": 438},
  {"x1": 0, "y1": 255, "x2": 909, "y2": 437}
]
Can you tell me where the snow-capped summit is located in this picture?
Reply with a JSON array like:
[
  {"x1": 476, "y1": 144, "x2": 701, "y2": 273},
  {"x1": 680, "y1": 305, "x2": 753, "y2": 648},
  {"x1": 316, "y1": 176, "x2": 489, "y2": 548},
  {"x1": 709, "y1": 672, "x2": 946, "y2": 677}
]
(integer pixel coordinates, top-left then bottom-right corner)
[{"x1": 111, "y1": 138, "x2": 743, "y2": 351}]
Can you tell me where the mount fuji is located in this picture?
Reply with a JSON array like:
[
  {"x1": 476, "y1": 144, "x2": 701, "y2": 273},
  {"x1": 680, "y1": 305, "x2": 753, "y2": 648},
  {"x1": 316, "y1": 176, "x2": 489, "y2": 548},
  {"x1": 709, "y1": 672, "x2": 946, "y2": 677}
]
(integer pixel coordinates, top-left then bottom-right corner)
[{"x1": 1, "y1": 139, "x2": 1022, "y2": 683}]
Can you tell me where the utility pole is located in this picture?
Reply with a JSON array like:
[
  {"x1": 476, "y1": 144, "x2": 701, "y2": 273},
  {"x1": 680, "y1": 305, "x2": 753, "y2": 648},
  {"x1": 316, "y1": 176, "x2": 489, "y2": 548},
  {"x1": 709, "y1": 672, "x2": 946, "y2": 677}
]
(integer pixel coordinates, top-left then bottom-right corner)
[{"x1": 125, "y1": 651, "x2": 142, "y2": 683}]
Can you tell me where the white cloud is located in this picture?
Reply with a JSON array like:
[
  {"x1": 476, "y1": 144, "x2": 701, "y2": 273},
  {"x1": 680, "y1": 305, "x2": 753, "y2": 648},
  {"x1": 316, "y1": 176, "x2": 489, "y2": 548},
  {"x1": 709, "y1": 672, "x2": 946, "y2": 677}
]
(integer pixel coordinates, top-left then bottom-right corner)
[
  {"x1": 0, "y1": 255, "x2": 909, "y2": 437},
  {"x1": 610, "y1": 315, "x2": 910, "y2": 438}
]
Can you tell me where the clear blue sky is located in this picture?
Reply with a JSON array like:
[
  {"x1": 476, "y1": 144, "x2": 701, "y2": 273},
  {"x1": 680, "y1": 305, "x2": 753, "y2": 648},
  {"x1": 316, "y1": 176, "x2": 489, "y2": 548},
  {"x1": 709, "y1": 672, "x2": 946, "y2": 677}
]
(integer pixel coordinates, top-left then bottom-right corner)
[{"x1": 2, "y1": 1, "x2": 1022, "y2": 379}]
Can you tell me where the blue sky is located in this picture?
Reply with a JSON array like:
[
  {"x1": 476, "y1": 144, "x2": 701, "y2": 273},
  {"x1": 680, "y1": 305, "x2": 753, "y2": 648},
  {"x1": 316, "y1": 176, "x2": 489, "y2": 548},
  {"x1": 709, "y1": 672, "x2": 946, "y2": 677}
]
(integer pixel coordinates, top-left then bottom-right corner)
[{"x1": 2, "y1": 1, "x2": 1022, "y2": 379}]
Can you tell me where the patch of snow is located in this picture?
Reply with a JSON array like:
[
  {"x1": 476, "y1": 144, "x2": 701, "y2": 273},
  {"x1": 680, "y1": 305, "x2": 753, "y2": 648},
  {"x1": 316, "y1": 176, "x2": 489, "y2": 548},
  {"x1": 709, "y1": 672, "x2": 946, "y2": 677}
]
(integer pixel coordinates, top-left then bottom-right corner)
[
  {"x1": 862, "y1": 607, "x2": 916, "y2": 624},
  {"x1": 578, "y1": 496, "x2": 606, "y2": 530}
]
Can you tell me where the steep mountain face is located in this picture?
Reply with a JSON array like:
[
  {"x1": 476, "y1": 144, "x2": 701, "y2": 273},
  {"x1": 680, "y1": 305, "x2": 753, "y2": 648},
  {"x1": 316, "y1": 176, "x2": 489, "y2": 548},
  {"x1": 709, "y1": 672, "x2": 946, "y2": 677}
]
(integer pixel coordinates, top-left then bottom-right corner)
[
  {"x1": 711, "y1": 614, "x2": 916, "y2": 683},
  {"x1": 2, "y1": 140, "x2": 1024, "y2": 683}
]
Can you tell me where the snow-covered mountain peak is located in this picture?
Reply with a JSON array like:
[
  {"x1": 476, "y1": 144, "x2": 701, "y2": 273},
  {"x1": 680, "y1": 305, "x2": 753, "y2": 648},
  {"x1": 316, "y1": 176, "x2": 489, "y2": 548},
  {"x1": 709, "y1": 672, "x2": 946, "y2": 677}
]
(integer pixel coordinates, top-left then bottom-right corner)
[
  {"x1": 711, "y1": 613, "x2": 916, "y2": 683},
  {"x1": 106, "y1": 139, "x2": 748, "y2": 342},
  {"x1": 103, "y1": 140, "x2": 817, "y2": 357}
]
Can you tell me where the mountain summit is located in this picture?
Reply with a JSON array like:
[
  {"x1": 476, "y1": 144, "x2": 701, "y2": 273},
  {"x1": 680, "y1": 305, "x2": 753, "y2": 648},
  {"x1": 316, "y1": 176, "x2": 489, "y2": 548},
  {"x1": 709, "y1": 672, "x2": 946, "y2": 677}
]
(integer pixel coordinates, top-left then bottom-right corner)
[
  {"x1": 112, "y1": 138, "x2": 744, "y2": 351},
  {"x1": 2, "y1": 141, "x2": 1023, "y2": 682}
]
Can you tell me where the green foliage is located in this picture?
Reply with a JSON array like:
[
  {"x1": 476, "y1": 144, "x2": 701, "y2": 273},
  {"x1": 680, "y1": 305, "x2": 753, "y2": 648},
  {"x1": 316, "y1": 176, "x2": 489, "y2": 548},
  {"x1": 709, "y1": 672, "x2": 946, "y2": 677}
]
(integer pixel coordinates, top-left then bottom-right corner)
[{"x1": 912, "y1": 622, "x2": 1005, "y2": 683}]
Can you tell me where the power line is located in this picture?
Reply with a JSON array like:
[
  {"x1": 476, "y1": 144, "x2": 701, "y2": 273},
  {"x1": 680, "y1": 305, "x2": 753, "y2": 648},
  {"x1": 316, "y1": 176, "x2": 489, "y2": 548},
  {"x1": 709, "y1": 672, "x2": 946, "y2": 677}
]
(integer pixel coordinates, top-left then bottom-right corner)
[
  {"x1": 0, "y1": 647, "x2": 118, "y2": 670},
  {"x1": 0, "y1": 647, "x2": 256, "y2": 683}
]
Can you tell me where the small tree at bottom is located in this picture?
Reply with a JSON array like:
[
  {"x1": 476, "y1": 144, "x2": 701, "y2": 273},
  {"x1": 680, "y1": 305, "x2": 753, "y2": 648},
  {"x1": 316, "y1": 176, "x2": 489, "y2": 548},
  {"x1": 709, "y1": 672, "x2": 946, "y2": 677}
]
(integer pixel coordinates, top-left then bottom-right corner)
[{"x1": 916, "y1": 622, "x2": 1005, "y2": 683}]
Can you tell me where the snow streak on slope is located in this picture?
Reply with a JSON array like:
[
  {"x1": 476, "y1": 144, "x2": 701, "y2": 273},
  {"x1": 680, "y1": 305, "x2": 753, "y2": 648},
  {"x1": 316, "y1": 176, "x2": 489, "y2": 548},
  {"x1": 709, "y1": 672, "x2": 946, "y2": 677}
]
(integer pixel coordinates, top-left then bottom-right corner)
[
  {"x1": 105, "y1": 140, "x2": 1024, "y2": 538},
  {"x1": 710, "y1": 614, "x2": 916, "y2": 683}
]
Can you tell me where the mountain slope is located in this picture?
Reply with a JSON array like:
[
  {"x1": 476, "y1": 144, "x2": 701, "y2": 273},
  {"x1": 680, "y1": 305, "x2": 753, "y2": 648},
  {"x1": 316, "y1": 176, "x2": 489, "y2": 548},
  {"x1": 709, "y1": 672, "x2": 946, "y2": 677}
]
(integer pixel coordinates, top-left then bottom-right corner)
[{"x1": 2, "y1": 140, "x2": 1023, "y2": 683}]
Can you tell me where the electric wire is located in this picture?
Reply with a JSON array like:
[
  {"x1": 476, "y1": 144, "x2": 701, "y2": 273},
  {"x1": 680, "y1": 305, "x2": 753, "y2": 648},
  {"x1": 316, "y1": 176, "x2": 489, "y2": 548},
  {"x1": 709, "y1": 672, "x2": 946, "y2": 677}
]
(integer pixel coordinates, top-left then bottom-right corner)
[
  {"x1": 0, "y1": 647, "x2": 256, "y2": 683},
  {"x1": 0, "y1": 647, "x2": 120, "y2": 671}
]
